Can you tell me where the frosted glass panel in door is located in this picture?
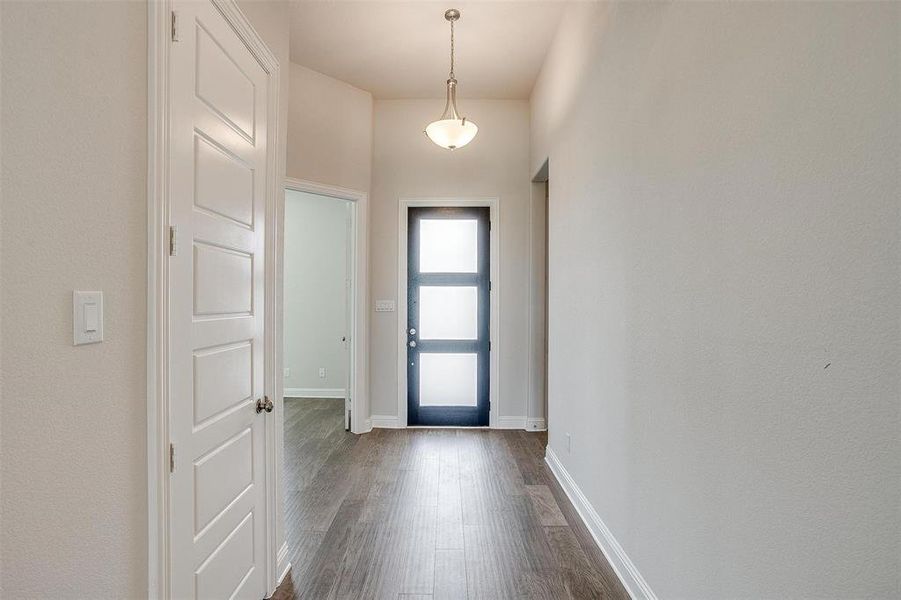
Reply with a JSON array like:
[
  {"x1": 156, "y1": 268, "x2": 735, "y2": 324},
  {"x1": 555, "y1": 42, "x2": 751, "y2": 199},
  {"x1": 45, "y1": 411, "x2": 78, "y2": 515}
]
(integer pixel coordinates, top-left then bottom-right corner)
[
  {"x1": 419, "y1": 286, "x2": 477, "y2": 340},
  {"x1": 419, "y1": 353, "x2": 477, "y2": 406},
  {"x1": 419, "y1": 219, "x2": 478, "y2": 273}
]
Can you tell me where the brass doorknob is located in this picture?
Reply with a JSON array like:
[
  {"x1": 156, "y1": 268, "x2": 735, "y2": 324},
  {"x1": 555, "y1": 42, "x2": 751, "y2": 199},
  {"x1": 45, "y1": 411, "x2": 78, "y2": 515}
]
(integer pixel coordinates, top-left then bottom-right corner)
[{"x1": 256, "y1": 396, "x2": 273, "y2": 414}]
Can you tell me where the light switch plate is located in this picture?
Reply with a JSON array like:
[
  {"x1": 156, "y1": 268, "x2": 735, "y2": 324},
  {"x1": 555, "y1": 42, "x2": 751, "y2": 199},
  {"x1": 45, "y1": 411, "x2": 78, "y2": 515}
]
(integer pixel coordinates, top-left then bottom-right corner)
[
  {"x1": 375, "y1": 300, "x2": 396, "y2": 312},
  {"x1": 74, "y1": 291, "x2": 103, "y2": 345}
]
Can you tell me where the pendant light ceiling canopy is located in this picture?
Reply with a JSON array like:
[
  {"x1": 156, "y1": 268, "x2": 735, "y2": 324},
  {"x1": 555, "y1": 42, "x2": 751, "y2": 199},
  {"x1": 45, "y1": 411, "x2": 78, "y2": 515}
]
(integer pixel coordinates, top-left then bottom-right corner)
[{"x1": 425, "y1": 9, "x2": 478, "y2": 150}]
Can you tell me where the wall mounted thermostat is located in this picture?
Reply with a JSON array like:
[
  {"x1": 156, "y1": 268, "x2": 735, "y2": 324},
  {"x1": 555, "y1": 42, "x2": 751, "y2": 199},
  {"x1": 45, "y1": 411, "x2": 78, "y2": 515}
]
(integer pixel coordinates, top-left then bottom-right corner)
[{"x1": 73, "y1": 291, "x2": 103, "y2": 345}]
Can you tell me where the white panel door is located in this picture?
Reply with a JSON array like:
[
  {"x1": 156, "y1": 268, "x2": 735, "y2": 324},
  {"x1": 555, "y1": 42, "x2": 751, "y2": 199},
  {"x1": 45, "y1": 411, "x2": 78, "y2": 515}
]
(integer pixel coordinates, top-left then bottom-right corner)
[{"x1": 169, "y1": 2, "x2": 270, "y2": 599}]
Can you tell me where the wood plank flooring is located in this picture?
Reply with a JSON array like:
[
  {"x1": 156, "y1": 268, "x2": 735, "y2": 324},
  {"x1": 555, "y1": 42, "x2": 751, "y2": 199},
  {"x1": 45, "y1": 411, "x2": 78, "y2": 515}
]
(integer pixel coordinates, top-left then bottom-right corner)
[{"x1": 271, "y1": 398, "x2": 628, "y2": 600}]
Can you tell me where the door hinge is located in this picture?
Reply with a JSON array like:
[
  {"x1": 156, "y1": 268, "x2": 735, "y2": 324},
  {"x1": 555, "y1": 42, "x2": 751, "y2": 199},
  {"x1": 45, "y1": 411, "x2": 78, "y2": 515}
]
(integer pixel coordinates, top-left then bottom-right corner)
[
  {"x1": 169, "y1": 443, "x2": 176, "y2": 473},
  {"x1": 489, "y1": 341, "x2": 492, "y2": 351},
  {"x1": 170, "y1": 11, "x2": 179, "y2": 42},
  {"x1": 169, "y1": 225, "x2": 178, "y2": 256},
  {"x1": 489, "y1": 281, "x2": 492, "y2": 292}
]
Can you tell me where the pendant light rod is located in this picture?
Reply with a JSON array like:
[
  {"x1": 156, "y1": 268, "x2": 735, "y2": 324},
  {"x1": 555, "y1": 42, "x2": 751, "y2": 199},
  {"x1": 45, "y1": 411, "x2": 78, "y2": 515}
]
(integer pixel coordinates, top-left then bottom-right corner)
[
  {"x1": 446, "y1": 8, "x2": 459, "y2": 79},
  {"x1": 441, "y1": 9, "x2": 462, "y2": 122},
  {"x1": 424, "y1": 8, "x2": 478, "y2": 150}
]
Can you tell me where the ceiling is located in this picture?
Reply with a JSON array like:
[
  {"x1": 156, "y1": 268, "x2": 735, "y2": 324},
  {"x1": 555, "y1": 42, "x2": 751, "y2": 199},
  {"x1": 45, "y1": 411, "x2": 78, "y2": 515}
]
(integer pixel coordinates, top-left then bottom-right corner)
[{"x1": 288, "y1": 1, "x2": 566, "y2": 99}]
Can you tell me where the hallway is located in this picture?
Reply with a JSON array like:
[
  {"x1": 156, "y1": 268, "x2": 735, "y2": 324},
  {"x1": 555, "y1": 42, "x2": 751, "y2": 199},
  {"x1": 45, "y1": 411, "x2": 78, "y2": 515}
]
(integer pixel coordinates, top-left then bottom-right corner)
[
  {"x1": 1, "y1": 1, "x2": 898, "y2": 597},
  {"x1": 275, "y1": 399, "x2": 628, "y2": 599}
]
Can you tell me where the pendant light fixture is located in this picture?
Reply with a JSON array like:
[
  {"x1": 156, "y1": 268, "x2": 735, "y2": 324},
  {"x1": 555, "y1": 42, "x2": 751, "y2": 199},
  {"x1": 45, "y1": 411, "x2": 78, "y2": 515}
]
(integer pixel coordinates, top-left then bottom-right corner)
[{"x1": 425, "y1": 8, "x2": 478, "y2": 150}]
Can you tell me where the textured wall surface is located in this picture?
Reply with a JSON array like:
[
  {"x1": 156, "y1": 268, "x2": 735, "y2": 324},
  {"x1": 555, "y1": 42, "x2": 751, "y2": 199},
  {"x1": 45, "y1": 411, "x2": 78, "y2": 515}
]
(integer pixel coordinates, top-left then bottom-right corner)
[
  {"x1": 287, "y1": 63, "x2": 373, "y2": 194},
  {"x1": 531, "y1": 2, "x2": 900, "y2": 597},
  {"x1": 0, "y1": 2, "x2": 148, "y2": 596},
  {"x1": 0, "y1": 2, "x2": 289, "y2": 596},
  {"x1": 369, "y1": 99, "x2": 534, "y2": 422}
]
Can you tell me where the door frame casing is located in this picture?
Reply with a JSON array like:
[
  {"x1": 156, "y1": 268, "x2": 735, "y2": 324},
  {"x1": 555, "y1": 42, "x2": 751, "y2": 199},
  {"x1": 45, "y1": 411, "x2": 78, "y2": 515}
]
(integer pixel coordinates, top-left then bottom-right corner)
[
  {"x1": 146, "y1": 1, "x2": 282, "y2": 597},
  {"x1": 397, "y1": 197, "x2": 500, "y2": 428}
]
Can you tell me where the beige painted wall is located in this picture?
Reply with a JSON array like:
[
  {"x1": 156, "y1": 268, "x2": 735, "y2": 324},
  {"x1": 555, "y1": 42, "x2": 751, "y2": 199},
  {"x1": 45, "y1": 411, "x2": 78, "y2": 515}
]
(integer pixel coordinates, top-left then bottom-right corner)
[
  {"x1": 287, "y1": 63, "x2": 373, "y2": 194},
  {"x1": 0, "y1": 2, "x2": 147, "y2": 596},
  {"x1": 369, "y1": 99, "x2": 537, "y2": 424},
  {"x1": 531, "y1": 2, "x2": 900, "y2": 597},
  {"x1": 0, "y1": 1, "x2": 288, "y2": 596}
]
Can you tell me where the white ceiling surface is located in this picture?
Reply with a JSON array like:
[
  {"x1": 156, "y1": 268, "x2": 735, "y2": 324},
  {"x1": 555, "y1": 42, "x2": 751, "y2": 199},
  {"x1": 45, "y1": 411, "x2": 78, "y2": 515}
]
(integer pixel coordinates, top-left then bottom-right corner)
[{"x1": 288, "y1": 2, "x2": 566, "y2": 99}]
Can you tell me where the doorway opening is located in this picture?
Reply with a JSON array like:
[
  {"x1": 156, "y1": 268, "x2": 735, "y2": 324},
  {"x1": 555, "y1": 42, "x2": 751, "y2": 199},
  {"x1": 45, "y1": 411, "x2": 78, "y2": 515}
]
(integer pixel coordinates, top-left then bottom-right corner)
[{"x1": 283, "y1": 189, "x2": 353, "y2": 428}]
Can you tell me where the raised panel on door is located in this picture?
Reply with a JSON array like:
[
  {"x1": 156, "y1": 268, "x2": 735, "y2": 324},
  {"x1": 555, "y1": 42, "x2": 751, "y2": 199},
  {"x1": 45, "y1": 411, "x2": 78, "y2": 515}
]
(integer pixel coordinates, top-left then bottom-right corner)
[
  {"x1": 192, "y1": 341, "x2": 253, "y2": 428},
  {"x1": 193, "y1": 427, "x2": 254, "y2": 535},
  {"x1": 168, "y1": 2, "x2": 270, "y2": 599},
  {"x1": 194, "y1": 133, "x2": 255, "y2": 228},
  {"x1": 194, "y1": 512, "x2": 257, "y2": 600},
  {"x1": 193, "y1": 242, "x2": 253, "y2": 316},
  {"x1": 194, "y1": 21, "x2": 256, "y2": 141}
]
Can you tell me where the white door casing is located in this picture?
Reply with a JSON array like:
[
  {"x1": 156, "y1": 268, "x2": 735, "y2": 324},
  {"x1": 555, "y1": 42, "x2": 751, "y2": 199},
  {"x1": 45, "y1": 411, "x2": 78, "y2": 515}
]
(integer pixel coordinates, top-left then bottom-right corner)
[
  {"x1": 344, "y1": 201, "x2": 354, "y2": 431},
  {"x1": 167, "y1": 2, "x2": 273, "y2": 598}
]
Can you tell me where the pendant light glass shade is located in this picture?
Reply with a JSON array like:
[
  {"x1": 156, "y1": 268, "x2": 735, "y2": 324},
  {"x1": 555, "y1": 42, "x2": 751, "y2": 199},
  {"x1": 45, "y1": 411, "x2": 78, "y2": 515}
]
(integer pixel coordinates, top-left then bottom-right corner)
[
  {"x1": 426, "y1": 77, "x2": 478, "y2": 150},
  {"x1": 425, "y1": 118, "x2": 478, "y2": 150},
  {"x1": 425, "y1": 9, "x2": 477, "y2": 150}
]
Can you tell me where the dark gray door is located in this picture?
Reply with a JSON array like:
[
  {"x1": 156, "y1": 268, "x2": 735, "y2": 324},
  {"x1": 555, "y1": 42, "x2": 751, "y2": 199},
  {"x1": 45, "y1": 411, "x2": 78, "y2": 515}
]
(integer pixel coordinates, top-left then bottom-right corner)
[{"x1": 407, "y1": 206, "x2": 490, "y2": 426}]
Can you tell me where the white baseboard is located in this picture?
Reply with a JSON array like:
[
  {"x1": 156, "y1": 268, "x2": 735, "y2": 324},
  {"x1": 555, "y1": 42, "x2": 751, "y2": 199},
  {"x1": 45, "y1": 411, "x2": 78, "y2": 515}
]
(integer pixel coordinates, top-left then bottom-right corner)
[
  {"x1": 494, "y1": 416, "x2": 526, "y2": 429},
  {"x1": 370, "y1": 414, "x2": 403, "y2": 428},
  {"x1": 526, "y1": 417, "x2": 547, "y2": 431},
  {"x1": 545, "y1": 446, "x2": 657, "y2": 600},
  {"x1": 284, "y1": 387, "x2": 345, "y2": 399}
]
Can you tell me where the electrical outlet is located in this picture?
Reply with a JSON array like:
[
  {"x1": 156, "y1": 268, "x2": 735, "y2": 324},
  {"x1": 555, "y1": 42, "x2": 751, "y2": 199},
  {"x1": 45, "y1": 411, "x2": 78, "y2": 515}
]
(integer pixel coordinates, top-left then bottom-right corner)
[
  {"x1": 565, "y1": 433, "x2": 572, "y2": 453},
  {"x1": 318, "y1": 367, "x2": 326, "y2": 379},
  {"x1": 284, "y1": 368, "x2": 290, "y2": 378}
]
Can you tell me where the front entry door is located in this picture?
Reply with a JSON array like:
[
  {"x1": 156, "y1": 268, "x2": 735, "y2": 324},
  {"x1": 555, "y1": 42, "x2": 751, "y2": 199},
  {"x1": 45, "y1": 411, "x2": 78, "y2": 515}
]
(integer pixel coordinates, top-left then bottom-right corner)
[
  {"x1": 168, "y1": 2, "x2": 272, "y2": 598},
  {"x1": 407, "y1": 207, "x2": 490, "y2": 426}
]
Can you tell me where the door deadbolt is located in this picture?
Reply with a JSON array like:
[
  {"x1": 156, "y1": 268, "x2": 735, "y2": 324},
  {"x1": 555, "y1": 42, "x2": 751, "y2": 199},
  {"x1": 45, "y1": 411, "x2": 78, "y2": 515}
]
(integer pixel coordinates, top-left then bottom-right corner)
[{"x1": 409, "y1": 328, "x2": 416, "y2": 335}]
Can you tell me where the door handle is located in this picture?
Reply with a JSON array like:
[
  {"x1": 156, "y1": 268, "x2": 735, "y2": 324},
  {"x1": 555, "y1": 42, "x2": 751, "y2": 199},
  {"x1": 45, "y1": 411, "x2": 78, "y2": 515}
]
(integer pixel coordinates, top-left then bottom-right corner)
[
  {"x1": 409, "y1": 340, "x2": 417, "y2": 348},
  {"x1": 255, "y1": 396, "x2": 273, "y2": 414}
]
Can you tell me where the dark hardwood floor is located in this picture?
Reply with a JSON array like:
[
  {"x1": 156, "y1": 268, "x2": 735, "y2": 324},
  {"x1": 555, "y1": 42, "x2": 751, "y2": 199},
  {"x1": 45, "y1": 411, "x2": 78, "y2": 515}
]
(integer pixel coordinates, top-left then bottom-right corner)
[{"x1": 272, "y1": 398, "x2": 628, "y2": 600}]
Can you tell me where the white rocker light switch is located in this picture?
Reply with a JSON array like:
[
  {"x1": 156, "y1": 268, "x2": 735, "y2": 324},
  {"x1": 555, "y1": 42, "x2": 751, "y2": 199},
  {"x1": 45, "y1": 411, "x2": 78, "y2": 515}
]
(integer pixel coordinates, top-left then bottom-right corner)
[{"x1": 73, "y1": 291, "x2": 103, "y2": 345}]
